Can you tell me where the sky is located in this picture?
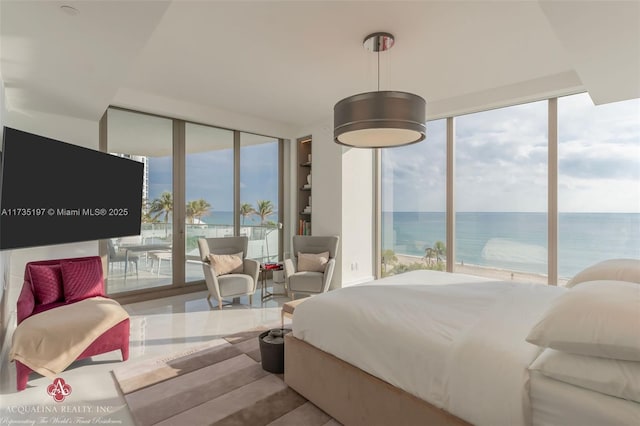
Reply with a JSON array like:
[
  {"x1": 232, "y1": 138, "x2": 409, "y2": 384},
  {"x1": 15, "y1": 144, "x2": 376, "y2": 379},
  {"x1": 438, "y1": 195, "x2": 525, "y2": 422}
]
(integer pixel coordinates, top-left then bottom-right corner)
[
  {"x1": 146, "y1": 92, "x2": 639, "y2": 216},
  {"x1": 148, "y1": 142, "x2": 279, "y2": 216},
  {"x1": 382, "y1": 92, "x2": 640, "y2": 213}
]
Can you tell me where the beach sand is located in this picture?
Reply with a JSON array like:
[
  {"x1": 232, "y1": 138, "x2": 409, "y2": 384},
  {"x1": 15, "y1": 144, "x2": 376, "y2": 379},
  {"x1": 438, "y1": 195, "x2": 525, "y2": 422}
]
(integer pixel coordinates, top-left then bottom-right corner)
[{"x1": 394, "y1": 254, "x2": 568, "y2": 286}]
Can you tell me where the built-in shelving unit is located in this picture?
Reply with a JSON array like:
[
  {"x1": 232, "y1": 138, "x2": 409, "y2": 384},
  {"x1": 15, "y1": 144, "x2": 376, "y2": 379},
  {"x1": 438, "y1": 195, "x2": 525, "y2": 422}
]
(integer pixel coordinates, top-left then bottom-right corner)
[{"x1": 297, "y1": 136, "x2": 312, "y2": 235}]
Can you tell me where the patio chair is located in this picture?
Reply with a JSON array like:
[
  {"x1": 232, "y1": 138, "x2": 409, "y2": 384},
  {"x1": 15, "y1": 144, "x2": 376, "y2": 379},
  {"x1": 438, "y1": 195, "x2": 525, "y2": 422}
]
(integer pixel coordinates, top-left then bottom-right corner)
[{"x1": 107, "y1": 239, "x2": 139, "y2": 276}]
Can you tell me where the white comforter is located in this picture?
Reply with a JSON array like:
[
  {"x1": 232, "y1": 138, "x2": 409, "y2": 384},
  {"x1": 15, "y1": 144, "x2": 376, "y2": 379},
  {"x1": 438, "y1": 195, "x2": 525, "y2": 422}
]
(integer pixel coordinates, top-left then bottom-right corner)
[{"x1": 292, "y1": 270, "x2": 565, "y2": 426}]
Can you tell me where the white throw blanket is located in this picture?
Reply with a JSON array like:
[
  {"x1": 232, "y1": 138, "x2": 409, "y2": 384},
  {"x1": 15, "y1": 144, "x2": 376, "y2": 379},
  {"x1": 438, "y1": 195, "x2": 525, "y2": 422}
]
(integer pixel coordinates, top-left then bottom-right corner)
[{"x1": 10, "y1": 297, "x2": 130, "y2": 377}]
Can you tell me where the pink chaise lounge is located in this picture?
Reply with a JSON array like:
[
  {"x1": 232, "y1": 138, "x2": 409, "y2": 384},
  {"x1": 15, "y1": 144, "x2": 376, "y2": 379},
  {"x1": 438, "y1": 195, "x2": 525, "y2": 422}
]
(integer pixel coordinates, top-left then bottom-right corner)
[{"x1": 14, "y1": 256, "x2": 130, "y2": 391}]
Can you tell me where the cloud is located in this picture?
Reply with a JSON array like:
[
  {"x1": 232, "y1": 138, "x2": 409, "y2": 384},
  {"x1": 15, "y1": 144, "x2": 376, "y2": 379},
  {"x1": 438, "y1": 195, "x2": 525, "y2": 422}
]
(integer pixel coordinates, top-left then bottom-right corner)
[
  {"x1": 381, "y1": 120, "x2": 447, "y2": 212},
  {"x1": 384, "y1": 94, "x2": 640, "y2": 213}
]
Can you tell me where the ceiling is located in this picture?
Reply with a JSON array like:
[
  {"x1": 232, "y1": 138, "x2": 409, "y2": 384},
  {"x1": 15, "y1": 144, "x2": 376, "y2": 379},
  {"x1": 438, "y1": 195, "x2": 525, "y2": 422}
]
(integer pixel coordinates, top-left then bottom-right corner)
[{"x1": 1, "y1": 1, "x2": 638, "y2": 137}]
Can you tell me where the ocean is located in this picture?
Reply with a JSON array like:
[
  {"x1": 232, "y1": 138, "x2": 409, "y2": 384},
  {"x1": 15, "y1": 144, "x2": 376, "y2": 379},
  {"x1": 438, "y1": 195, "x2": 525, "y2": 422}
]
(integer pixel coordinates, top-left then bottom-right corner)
[
  {"x1": 382, "y1": 212, "x2": 640, "y2": 279},
  {"x1": 201, "y1": 211, "x2": 639, "y2": 280},
  {"x1": 201, "y1": 211, "x2": 241, "y2": 226}
]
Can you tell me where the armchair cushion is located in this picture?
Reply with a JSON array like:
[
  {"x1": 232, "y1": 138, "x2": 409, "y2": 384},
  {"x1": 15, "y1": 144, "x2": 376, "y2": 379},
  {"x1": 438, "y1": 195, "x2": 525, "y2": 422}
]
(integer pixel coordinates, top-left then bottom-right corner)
[
  {"x1": 28, "y1": 264, "x2": 63, "y2": 305},
  {"x1": 61, "y1": 257, "x2": 105, "y2": 303},
  {"x1": 289, "y1": 271, "x2": 325, "y2": 293},
  {"x1": 208, "y1": 252, "x2": 244, "y2": 276},
  {"x1": 218, "y1": 275, "x2": 255, "y2": 297},
  {"x1": 297, "y1": 251, "x2": 329, "y2": 272}
]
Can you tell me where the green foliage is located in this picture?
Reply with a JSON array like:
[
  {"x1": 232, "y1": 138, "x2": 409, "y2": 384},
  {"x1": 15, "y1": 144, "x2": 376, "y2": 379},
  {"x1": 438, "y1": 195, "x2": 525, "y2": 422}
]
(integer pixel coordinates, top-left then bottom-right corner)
[
  {"x1": 382, "y1": 249, "x2": 398, "y2": 265},
  {"x1": 149, "y1": 192, "x2": 173, "y2": 236},
  {"x1": 240, "y1": 203, "x2": 255, "y2": 225},
  {"x1": 255, "y1": 200, "x2": 275, "y2": 224},
  {"x1": 186, "y1": 199, "x2": 212, "y2": 224},
  {"x1": 381, "y1": 249, "x2": 399, "y2": 277},
  {"x1": 382, "y1": 242, "x2": 447, "y2": 277},
  {"x1": 149, "y1": 192, "x2": 173, "y2": 223},
  {"x1": 384, "y1": 260, "x2": 445, "y2": 277}
]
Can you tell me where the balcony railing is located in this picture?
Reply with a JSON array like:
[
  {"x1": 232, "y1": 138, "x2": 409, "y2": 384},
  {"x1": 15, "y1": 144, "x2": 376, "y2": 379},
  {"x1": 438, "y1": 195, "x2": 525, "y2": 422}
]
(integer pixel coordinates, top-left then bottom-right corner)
[{"x1": 139, "y1": 223, "x2": 280, "y2": 263}]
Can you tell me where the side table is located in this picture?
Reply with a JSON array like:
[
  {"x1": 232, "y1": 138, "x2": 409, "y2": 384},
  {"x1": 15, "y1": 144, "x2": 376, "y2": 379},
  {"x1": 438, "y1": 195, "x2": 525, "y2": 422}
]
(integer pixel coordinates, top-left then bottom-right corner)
[{"x1": 260, "y1": 263, "x2": 287, "y2": 301}]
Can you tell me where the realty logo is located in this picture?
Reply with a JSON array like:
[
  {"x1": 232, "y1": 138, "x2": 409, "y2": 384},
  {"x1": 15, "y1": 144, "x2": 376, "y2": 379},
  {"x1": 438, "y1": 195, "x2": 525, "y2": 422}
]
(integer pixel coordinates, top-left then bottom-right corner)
[{"x1": 47, "y1": 378, "x2": 72, "y2": 402}]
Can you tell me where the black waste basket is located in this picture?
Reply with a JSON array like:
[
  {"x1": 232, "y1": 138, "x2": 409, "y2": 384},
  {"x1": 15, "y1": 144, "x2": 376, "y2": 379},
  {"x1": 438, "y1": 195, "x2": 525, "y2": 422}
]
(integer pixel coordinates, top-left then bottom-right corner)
[{"x1": 258, "y1": 328, "x2": 292, "y2": 373}]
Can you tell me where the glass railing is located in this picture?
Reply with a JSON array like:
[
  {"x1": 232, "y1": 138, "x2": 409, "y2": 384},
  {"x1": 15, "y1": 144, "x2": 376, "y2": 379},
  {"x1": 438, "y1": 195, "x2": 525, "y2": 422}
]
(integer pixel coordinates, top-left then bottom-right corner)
[{"x1": 140, "y1": 223, "x2": 279, "y2": 264}]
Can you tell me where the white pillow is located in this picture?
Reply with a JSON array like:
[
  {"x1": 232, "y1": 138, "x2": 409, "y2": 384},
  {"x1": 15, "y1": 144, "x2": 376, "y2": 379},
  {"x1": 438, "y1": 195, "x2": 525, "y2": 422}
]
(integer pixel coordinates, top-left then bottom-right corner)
[
  {"x1": 530, "y1": 348, "x2": 640, "y2": 402},
  {"x1": 566, "y1": 258, "x2": 640, "y2": 288},
  {"x1": 207, "y1": 252, "x2": 243, "y2": 276},
  {"x1": 526, "y1": 280, "x2": 640, "y2": 361},
  {"x1": 297, "y1": 251, "x2": 329, "y2": 272}
]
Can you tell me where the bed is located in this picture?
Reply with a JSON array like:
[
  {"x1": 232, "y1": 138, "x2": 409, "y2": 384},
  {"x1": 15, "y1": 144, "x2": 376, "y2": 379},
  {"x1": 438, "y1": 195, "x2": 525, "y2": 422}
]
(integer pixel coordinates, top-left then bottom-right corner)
[{"x1": 284, "y1": 262, "x2": 640, "y2": 426}]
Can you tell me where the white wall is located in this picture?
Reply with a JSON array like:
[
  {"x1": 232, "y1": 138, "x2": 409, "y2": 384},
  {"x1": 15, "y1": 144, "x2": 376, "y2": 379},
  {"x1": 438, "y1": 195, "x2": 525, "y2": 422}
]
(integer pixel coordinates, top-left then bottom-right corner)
[
  {"x1": 301, "y1": 117, "x2": 376, "y2": 289},
  {"x1": 341, "y1": 147, "x2": 375, "y2": 286},
  {"x1": 0, "y1": 78, "x2": 8, "y2": 336},
  {"x1": 1, "y1": 107, "x2": 100, "y2": 340},
  {"x1": 305, "y1": 119, "x2": 343, "y2": 288},
  {"x1": 113, "y1": 88, "x2": 298, "y2": 140}
]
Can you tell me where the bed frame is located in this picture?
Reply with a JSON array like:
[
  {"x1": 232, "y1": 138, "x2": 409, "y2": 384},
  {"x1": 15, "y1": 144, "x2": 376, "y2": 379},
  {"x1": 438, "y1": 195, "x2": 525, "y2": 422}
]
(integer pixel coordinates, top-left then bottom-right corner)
[{"x1": 284, "y1": 334, "x2": 470, "y2": 426}]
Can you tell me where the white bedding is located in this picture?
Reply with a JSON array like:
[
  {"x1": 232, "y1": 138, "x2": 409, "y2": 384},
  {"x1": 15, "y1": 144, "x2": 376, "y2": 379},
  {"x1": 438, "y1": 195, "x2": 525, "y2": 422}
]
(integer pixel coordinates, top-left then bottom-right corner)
[
  {"x1": 292, "y1": 270, "x2": 565, "y2": 426},
  {"x1": 529, "y1": 371, "x2": 640, "y2": 426}
]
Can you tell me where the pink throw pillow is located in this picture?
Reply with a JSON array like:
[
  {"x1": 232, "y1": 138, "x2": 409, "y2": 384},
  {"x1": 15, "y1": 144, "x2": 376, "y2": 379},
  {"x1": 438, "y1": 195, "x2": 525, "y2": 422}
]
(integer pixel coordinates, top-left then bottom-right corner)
[
  {"x1": 28, "y1": 264, "x2": 64, "y2": 305},
  {"x1": 61, "y1": 258, "x2": 105, "y2": 303}
]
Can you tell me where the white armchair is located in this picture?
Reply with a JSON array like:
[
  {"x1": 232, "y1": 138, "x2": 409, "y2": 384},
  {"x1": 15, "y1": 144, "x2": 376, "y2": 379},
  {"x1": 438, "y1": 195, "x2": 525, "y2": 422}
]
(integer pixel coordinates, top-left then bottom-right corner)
[
  {"x1": 284, "y1": 235, "x2": 340, "y2": 298},
  {"x1": 197, "y1": 236, "x2": 260, "y2": 310}
]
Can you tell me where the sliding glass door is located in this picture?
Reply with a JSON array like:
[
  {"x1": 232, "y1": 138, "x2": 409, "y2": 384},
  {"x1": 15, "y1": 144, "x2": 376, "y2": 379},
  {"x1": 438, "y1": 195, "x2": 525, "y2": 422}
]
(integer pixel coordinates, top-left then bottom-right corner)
[
  {"x1": 104, "y1": 107, "x2": 283, "y2": 296},
  {"x1": 105, "y1": 108, "x2": 174, "y2": 293},
  {"x1": 240, "y1": 133, "x2": 281, "y2": 263},
  {"x1": 185, "y1": 123, "x2": 235, "y2": 283}
]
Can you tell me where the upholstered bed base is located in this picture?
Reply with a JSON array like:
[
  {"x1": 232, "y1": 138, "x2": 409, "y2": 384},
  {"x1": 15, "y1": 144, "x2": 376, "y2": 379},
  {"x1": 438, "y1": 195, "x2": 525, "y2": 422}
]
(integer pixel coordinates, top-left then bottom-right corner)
[{"x1": 284, "y1": 334, "x2": 470, "y2": 426}]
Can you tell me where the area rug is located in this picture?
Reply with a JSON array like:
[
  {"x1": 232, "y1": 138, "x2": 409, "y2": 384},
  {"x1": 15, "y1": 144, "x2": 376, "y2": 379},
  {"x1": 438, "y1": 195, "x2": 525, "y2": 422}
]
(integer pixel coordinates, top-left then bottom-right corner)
[{"x1": 112, "y1": 326, "x2": 341, "y2": 426}]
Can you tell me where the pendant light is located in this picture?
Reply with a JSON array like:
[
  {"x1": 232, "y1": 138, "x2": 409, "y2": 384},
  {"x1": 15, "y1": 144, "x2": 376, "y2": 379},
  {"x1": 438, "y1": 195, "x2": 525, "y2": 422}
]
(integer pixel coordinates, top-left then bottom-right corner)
[{"x1": 333, "y1": 32, "x2": 426, "y2": 148}]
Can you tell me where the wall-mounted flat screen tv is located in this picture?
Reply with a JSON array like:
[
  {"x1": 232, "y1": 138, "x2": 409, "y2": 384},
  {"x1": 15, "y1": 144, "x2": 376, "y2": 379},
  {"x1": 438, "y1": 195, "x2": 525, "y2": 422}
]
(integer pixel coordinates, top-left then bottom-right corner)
[{"x1": 0, "y1": 127, "x2": 144, "y2": 250}]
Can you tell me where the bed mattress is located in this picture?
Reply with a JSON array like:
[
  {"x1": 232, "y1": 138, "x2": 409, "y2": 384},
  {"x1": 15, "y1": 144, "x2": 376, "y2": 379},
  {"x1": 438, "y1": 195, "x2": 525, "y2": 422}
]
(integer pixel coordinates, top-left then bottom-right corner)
[
  {"x1": 292, "y1": 270, "x2": 565, "y2": 426},
  {"x1": 529, "y1": 371, "x2": 640, "y2": 425}
]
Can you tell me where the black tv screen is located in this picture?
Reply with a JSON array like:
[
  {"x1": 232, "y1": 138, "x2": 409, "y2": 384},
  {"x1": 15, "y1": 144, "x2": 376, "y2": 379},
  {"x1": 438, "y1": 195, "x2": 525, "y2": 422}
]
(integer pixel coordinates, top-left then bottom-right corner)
[{"x1": 0, "y1": 127, "x2": 144, "y2": 250}]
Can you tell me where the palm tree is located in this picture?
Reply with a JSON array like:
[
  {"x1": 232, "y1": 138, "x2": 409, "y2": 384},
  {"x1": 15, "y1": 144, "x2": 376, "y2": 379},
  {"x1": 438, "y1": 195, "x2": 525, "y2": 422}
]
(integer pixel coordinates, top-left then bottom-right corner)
[
  {"x1": 141, "y1": 198, "x2": 159, "y2": 224},
  {"x1": 240, "y1": 203, "x2": 255, "y2": 225},
  {"x1": 424, "y1": 247, "x2": 436, "y2": 265},
  {"x1": 186, "y1": 199, "x2": 211, "y2": 224},
  {"x1": 433, "y1": 241, "x2": 446, "y2": 263},
  {"x1": 194, "y1": 199, "x2": 212, "y2": 223},
  {"x1": 149, "y1": 191, "x2": 173, "y2": 237},
  {"x1": 254, "y1": 200, "x2": 274, "y2": 225},
  {"x1": 185, "y1": 201, "x2": 195, "y2": 224},
  {"x1": 381, "y1": 249, "x2": 398, "y2": 275}
]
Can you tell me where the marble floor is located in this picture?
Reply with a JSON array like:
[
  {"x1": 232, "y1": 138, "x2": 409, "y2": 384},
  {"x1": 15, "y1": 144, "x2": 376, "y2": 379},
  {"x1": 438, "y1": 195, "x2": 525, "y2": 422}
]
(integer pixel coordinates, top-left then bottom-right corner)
[{"x1": 0, "y1": 282, "x2": 292, "y2": 425}]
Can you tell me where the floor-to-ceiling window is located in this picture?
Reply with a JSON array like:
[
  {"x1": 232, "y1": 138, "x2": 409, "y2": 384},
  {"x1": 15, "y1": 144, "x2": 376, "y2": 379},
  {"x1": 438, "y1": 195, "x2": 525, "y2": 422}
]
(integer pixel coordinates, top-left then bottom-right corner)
[
  {"x1": 379, "y1": 93, "x2": 640, "y2": 285},
  {"x1": 106, "y1": 108, "x2": 174, "y2": 293},
  {"x1": 558, "y1": 93, "x2": 640, "y2": 282},
  {"x1": 104, "y1": 107, "x2": 283, "y2": 297},
  {"x1": 240, "y1": 133, "x2": 281, "y2": 263},
  {"x1": 185, "y1": 123, "x2": 235, "y2": 283},
  {"x1": 455, "y1": 101, "x2": 548, "y2": 282},
  {"x1": 380, "y1": 119, "x2": 446, "y2": 276}
]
